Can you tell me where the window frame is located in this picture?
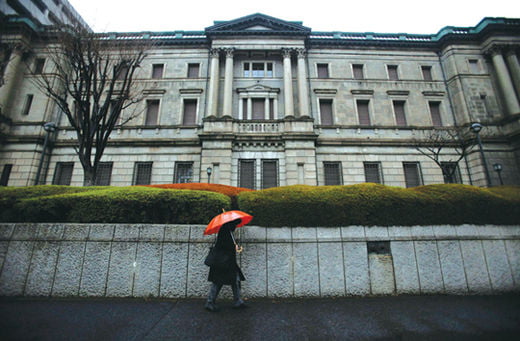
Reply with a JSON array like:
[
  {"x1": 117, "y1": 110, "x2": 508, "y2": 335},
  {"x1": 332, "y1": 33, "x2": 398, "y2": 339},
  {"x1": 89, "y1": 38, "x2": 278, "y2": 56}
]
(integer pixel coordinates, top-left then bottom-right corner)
[
  {"x1": 145, "y1": 99, "x2": 160, "y2": 126},
  {"x1": 95, "y1": 162, "x2": 113, "y2": 186},
  {"x1": 392, "y1": 100, "x2": 407, "y2": 126},
  {"x1": 243, "y1": 61, "x2": 274, "y2": 78},
  {"x1": 428, "y1": 101, "x2": 443, "y2": 127},
  {"x1": 421, "y1": 65, "x2": 433, "y2": 81},
  {"x1": 403, "y1": 162, "x2": 423, "y2": 188},
  {"x1": 174, "y1": 162, "x2": 194, "y2": 183},
  {"x1": 387, "y1": 64, "x2": 399, "y2": 81},
  {"x1": 352, "y1": 64, "x2": 364, "y2": 80},
  {"x1": 261, "y1": 159, "x2": 279, "y2": 189},
  {"x1": 187, "y1": 63, "x2": 200, "y2": 78},
  {"x1": 0, "y1": 164, "x2": 13, "y2": 186},
  {"x1": 21, "y1": 94, "x2": 34, "y2": 116},
  {"x1": 239, "y1": 159, "x2": 256, "y2": 189},
  {"x1": 323, "y1": 161, "x2": 343, "y2": 186},
  {"x1": 151, "y1": 63, "x2": 164, "y2": 79},
  {"x1": 364, "y1": 162, "x2": 383, "y2": 184},
  {"x1": 318, "y1": 98, "x2": 334, "y2": 125},
  {"x1": 316, "y1": 63, "x2": 330, "y2": 78},
  {"x1": 132, "y1": 161, "x2": 153, "y2": 185},
  {"x1": 52, "y1": 162, "x2": 74, "y2": 186},
  {"x1": 34, "y1": 58, "x2": 46, "y2": 74},
  {"x1": 182, "y1": 98, "x2": 198, "y2": 125},
  {"x1": 356, "y1": 99, "x2": 371, "y2": 126},
  {"x1": 440, "y1": 162, "x2": 462, "y2": 184}
]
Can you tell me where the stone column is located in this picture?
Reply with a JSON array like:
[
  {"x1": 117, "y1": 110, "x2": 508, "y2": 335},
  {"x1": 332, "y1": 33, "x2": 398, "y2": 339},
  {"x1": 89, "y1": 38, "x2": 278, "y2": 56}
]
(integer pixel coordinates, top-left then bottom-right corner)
[
  {"x1": 0, "y1": 47, "x2": 23, "y2": 115},
  {"x1": 238, "y1": 98, "x2": 244, "y2": 120},
  {"x1": 206, "y1": 49, "x2": 220, "y2": 117},
  {"x1": 222, "y1": 48, "x2": 234, "y2": 117},
  {"x1": 247, "y1": 97, "x2": 252, "y2": 120},
  {"x1": 264, "y1": 98, "x2": 270, "y2": 120},
  {"x1": 297, "y1": 48, "x2": 310, "y2": 117},
  {"x1": 505, "y1": 49, "x2": 520, "y2": 98},
  {"x1": 282, "y1": 49, "x2": 294, "y2": 117},
  {"x1": 490, "y1": 48, "x2": 520, "y2": 115}
]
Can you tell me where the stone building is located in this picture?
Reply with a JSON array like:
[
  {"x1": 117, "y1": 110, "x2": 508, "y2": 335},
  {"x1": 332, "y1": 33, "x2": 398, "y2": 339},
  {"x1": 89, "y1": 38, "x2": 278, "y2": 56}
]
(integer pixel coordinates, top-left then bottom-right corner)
[{"x1": 0, "y1": 13, "x2": 519, "y2": 188}]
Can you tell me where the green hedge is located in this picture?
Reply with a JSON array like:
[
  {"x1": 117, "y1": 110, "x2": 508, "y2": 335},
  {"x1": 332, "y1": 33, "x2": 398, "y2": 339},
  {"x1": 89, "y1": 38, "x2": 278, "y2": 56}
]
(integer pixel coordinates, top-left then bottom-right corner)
[
  {"x1": 237, "y1": 183, "x2": 520, "y2": 227},
  {"x1": 0, "y1": 185, "x2": 231, "y2": 224}
]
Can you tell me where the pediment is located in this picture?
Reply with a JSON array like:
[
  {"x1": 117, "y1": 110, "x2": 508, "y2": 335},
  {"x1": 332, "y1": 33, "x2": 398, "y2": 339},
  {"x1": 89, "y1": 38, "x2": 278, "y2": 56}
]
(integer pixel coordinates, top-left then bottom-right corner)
[
  {"x1": 237, "y1": 84, "x2": 280, "y2": 94},
  {"x1": 206, "y1": 13, "x2": 311, "y2": 36}
]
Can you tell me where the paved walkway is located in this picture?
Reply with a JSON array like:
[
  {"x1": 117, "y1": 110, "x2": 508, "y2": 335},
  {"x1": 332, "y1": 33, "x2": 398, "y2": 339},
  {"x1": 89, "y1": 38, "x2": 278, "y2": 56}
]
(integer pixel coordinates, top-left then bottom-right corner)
[{"x1": 1, "y1": 294, "x2": 519, "y2": 340}]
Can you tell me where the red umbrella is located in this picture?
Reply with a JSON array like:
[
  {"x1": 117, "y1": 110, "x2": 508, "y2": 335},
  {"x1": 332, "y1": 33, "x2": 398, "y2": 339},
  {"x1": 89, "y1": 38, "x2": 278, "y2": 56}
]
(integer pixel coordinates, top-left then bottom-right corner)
[{"x1": 204, "y1": 210, "x2": 253, "y2": 235}]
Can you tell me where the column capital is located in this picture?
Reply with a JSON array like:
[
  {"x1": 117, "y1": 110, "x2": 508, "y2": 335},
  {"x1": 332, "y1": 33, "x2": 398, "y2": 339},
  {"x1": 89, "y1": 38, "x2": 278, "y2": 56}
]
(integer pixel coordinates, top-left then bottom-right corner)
[
  {"x1": 209, "y1": 48, "x2": 220, "y2": 58},
  {"x1": 296, "y1": 48, "x2": 307, "y2": 58},
  {"x1": 224, "y1": 48, "x2": 235, "y2": 58},
  {"x1": 282, "y1": 48, "x2": 293, "y2": 58},
  {"x1": 483, "y1": 43, "x2": 518, "y2": 58}
]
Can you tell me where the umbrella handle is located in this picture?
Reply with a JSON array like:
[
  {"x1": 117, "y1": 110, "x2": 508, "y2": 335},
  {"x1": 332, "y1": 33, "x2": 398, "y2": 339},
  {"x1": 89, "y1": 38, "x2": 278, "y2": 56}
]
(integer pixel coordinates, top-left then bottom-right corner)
[{"x1": 236, "y1": 245, "x2": 243, "y2": 253}]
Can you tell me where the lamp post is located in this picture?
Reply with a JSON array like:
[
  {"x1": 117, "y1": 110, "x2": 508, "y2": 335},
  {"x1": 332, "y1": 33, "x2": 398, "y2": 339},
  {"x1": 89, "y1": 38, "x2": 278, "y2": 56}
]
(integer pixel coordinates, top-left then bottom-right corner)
[
  {"x1": 34, "y1": 122, "x2": 57, "y2": 185},
  {"x1": 470, "y1": 122, "x2": 492, "y2": 187},
  {"x1": 493, "y1": 163, "x2": 504, "y2": 185},
  {"x1": 206, "y1": 167, "x2": 212, "y2": 183}
]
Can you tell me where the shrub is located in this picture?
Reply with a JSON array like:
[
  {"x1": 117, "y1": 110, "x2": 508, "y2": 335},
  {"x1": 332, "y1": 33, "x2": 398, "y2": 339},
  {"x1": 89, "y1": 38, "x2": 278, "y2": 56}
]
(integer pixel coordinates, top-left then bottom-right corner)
[
  {"x1": 144, "y1": 183, "x2": 253, "y2": 209},
  {"x1": 237, "y1": 183, "x2": 520, "y2": 227},
  {"x1": 4, "y1": 186, "x2": 231, "y2": 224}
]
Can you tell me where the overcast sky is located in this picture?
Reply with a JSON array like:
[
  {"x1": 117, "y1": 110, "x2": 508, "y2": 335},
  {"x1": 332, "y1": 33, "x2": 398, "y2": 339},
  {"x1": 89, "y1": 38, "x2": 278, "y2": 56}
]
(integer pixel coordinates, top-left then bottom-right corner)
[{"x1": 67, "y1": 0, "x2": 518, "y2": 35}]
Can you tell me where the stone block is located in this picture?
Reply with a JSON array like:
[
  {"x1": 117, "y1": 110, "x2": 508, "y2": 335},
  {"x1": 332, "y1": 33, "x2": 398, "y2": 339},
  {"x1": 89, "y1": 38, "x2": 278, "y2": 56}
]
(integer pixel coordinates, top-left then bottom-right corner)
[
  {"x1": 293, "y1": 242, "x2": 319, "y2": 296},
  {"x1": 459, "y1": 240, "x2": 492, "y2": 293},
  {"x1": 267, "y1": 228, "x2": 292, "y2": 243},
  {"x1": 317, "y1": 228, "x2": 341, "y2": 242},
  {"x1": 62, "y1": 225, "x2": 89, "y2": 241},
  {"x1": 88, "y1": 225, "x2": 115, "y2": 241},
  {"x1": 160, "y1": 243, "x2": 189, "y2": 297},
  {"x1": 12, "y1": 224, "x2": 38, "y2": 240},
  {"x1": 437, "y1": 240, "x2": 468, "y2": 294},
  {"x1": 242, "y1": 226, "x2": 266, "y2": 243},
  {"x1": 499, "y1": 226, "x2": 520, "y2": 238},
  {"x1": 341, "y1": 226, "x2": 365, "y2": 241},
  {"x1": 364, "y1": 226, "x2": 389, "y2": 240},
  {"x1": 504, "y1": 240, "x2": 520, "y2": 288},
  {"x1": 113, "y1": 225, "x2": 140, "y2": 241},
  {"x1": 52, "y1": 241, "x2": 85, "y2": 296},
  {"x1": 133, "y1": 242, "x2": 162, "y2": 297},
  {"x1": 411, "y1": 225, "x2": 435, "y2": 240},
  {"x1": 343, "y1": 242, "x2": 370, "y2": 295},
  {"x1": 368, "y1": 254, "x2": 395, "y2": 295},
  {"x1": 414, "y1": 241, "x2": 444, "y2": 293},
  {"x1": 387, "y1": 226, "x2": 412, "y2": 240},
  {"x1": 106, "y1": 242, "x2": 137, "y2": 297},
  {"x1": 482, "y1": 240, "x2": 515, "y2": 291},
  {"x1": 0, "y1": 241, "x2": 33, "y2": 296},
  {"x1": 0, "y1": 224, "x2": 14, "y2": 240},
  {"x1": 139, "y1": 225, "x2": 165, "y2": 242},
  {"x1": 267, "y1": 243, "x2": 293, "y2": 297},
  {"x1": 455, "y1": 225, "x2": 478, "y2": 239},
  {"x1": 318, "y1": 242, "x2": 345, "y2": 296},
  {"x1": 79, "y1": 242, "x2": 111, "y2": 296},
  {"x1": 391, "y1": 241, "x2": 420, "y2": 294},
  {"x1": 36, "y1": 224, "x2": 64, "y2": 240},
  {"x1": 241, "y1": 243, "x2": 267, "y2": 298},
  {"x1": 292, "y1": 227, "x2": 317, "y2": 242},
  {"x1": 186, "y1": 243, "x2": 209, "y2": 297},
  {"x1": 189, "y1": 225, "x2": 208, "y2": 243},
  {"x1": 25, "y1": 241, "x2": 60, "y2": 296},
  {"x1": 0, "y1": 241, "x2": 8, "y2": 272},
  {"x1": 433, "y1": 225, "x2": 457, "y2": 240},
  {"x1": 163, "y1": 225, "x2": 190, "y2": 242}
]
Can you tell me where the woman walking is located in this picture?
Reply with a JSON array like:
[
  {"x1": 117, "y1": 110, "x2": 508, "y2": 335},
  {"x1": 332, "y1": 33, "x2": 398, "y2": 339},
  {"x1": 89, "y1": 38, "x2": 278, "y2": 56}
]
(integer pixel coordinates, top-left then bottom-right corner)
[{"x1": 205, "y1": 218, "x2": 246, "y2": 312}]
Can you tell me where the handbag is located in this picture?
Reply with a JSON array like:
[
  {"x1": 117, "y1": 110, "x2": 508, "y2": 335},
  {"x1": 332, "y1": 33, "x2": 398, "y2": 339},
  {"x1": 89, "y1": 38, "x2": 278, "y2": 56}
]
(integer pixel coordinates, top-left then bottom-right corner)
[{"x1": 204, "y1": 245, "x2": 230, "y2": 267}]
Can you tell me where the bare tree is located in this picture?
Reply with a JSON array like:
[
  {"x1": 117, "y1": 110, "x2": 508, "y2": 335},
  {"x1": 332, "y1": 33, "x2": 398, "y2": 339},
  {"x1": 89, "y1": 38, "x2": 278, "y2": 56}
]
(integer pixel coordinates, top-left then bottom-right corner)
[
  {"x1": 32, "y1": 26, "x2": 149, "y2": 185},
  {"x1": 413, "y1": 126, "x2": 476, "y2": 183}
]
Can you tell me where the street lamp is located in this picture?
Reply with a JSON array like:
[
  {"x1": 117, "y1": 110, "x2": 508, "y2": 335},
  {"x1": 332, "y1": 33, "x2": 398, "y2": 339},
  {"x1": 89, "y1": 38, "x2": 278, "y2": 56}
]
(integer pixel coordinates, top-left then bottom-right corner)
[
  {"x1": 34, "y1": 122, "x2": 57, "y2": 185},
  {"x1": 470, "y1": 122, "x2": 492, "y2": 187},
  {"x1": 206, "y1": 167, "x2": 212, "y2": 183},
  {"x1": 493, "y1": 163, "x2": 504, "y2": 185}
]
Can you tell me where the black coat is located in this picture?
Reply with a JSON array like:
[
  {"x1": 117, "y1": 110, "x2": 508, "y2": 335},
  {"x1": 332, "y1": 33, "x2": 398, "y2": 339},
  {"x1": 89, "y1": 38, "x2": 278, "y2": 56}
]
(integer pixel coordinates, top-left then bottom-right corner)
[{"x1": 207, "y1": 222, "x2": 245, "y2": 285}]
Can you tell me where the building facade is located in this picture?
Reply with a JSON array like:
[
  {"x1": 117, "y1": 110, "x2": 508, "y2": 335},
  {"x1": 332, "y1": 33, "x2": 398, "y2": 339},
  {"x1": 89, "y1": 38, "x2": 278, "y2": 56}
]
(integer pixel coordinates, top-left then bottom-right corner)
[{"x1": 1, "y1": 13, "x2": 519, "y2": 188}]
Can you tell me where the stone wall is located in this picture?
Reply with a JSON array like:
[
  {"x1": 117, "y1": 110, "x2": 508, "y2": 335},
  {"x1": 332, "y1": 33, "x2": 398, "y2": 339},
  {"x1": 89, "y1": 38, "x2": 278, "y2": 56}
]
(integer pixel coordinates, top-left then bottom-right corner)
[{"x1": 0, "y1": 224, "x2": 518, "y2": 298}]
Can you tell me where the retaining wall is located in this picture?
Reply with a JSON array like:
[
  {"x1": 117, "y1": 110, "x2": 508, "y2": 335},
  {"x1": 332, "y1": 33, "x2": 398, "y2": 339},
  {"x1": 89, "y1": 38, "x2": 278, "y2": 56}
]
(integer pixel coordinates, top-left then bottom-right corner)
[{"x1": 0, "y1": 224, "x2": 518, "y2": 298}]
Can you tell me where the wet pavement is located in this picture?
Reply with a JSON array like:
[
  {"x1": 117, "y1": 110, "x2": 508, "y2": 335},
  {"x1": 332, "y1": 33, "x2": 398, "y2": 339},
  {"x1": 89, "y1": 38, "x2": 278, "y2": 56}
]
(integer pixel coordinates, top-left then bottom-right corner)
[{"x1": 1, "y1": 294, "x2": 519, "y2": 340}]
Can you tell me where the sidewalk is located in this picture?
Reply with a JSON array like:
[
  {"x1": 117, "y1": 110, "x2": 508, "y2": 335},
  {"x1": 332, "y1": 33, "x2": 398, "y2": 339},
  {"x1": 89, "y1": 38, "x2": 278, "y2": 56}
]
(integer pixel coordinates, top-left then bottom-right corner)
[{"x1": 1, "y1": 294, "x2": 519, "y2": 340}]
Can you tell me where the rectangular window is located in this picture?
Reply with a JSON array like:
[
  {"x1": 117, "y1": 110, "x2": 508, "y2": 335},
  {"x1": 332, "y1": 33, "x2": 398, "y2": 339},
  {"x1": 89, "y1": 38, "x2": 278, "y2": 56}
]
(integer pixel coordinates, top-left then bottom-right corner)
[
  {"x1": 52, "y1": 162, "x2": 74, "y2": 185},
  {"x1": 116, "y1": 65, "x2": 129, "y2": 80},
  {"x1": 353, "y1": 64, "x2": 364, "y2": 80},
  {"x1": 152, "y1": 64, "x2": 164, "y2": 79},
  {"x1": 319, "y1": 99, "x2": 333, "y2": 125},
  {"x1": 243, "y1": 62, "x2": 273, "y2": 78},
  {"x1": 403, "y1": 162, "x2": 423, "y2": 188},
  {"x1": 262, "y1": 160, "x2": 278, "y2": 189},
  {"x1": 182, "y1": 99, "x2": 197, "y2": 125},
  {"x1": 393, "y1": 100, "x2": 407, "y2": 126},
  {"x1": 387, "y1": 65, "x2": 399, "y2": 80},
  {"x1": 317, "y1": 63, "x2": 329, "y2": 78},
  {"x1": 22, "y1": 94, "x2": 34, "y2": 115},
  {"x1": 174, "y1": 162, "x2": 193, "y2": 183},
  {"x1": 441, "y1": 162, "x2": 462, "y2": 184},
  {"x1": 356, "y1": 100, "x2": 371, "y2": 126},
  {"x1": 34, "y1": 58, "x2": 45, "y2": 74},
  {"x1": 133, "y1": 162, "x2": 153, "y2": 185},
  {"x1": 429, "y1": 101, "x2": 442, "y2": 127},
  {"x1": 0, "y1": 164, "x2": 13, "y2": 186},
  {"x1": 323, "y1": 162, "x2": 342, "y2": 186},
  {"x1": 252, "y1": 98, "x2": 265, "y2": 119},
  {"x1": 239, "y1": 159, "x2": 255, "y2": 189},
  {"x1": 421, "y1": 66, "x2": 433, "y2": 81},
  {"x1": 364, "y1": 162, "x2": 383, "y2": 184},
  {"x1": 145, "y1": 99, "x2": 160, "y2": 125},
  {"x1": 95, "y1": 162, "x2": 113, "y2": 186},
  {"x1": 187, "y1": 63, "x2": 200, "y2": 78}
]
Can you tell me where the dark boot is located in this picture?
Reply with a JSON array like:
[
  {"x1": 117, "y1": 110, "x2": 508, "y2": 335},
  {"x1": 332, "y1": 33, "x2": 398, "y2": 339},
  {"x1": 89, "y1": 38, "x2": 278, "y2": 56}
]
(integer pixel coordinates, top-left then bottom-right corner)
[
  {"x1": 231, "y1": 278, "x2": 247, "y2": 309},
  {"x1": 205, "y1": 283, "x2": 222, "y2": 312}
]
